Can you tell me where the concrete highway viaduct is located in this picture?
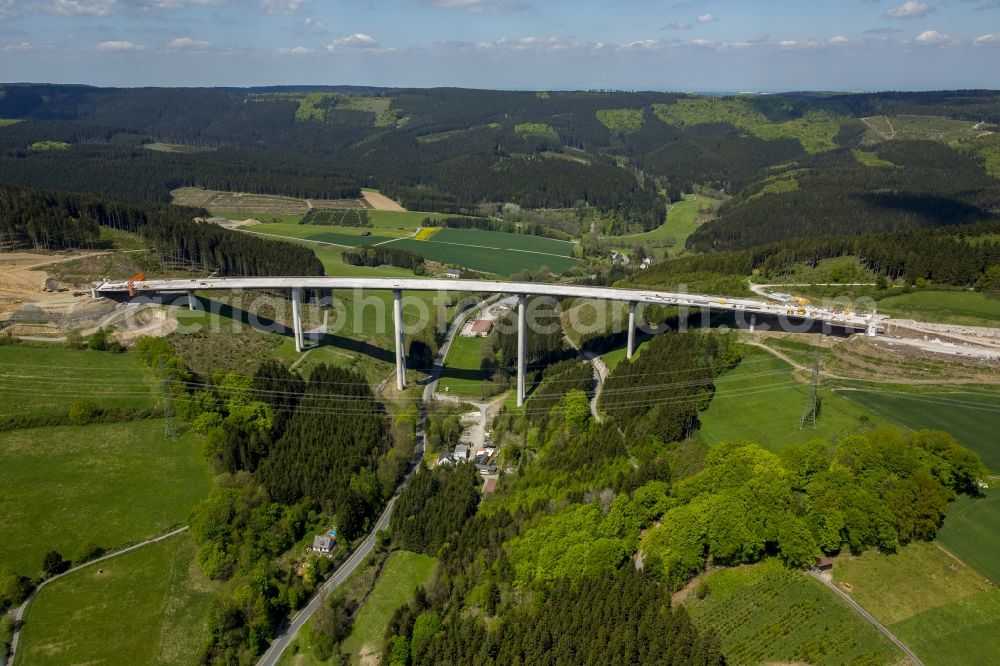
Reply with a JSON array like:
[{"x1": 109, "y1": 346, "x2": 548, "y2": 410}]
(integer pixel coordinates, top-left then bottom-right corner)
[{"x1": 95, "y1": 277, "x2": 885, "y2": 407}]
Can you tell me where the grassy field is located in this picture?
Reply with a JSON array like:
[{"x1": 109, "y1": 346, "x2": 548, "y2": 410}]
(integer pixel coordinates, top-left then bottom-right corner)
[
  {"x1": 0, "y1": 420, "x2": 211, "y2": 576},
  {"x1": 600, "y1": 335, "x2": 651, "y2": 371},
  {"x1": 0, "y1": 346, "x2": 158, "y2": 423},
  {"x1": 874, "y1": 289, "x2": 1000, "y2": 327},
  {"x1": 828, "y1": 541, "x2": 997, "y2": 666},
  {"x1": 14, "y1": 533, "x2": 216, "y2": 666},
  {"x1": 861, "y1": 114, "x2": 991, "y2": 145},
  {"x1": 612, "y1": 194, "x2": 715, "y2": 254},
  {"x1": 853, "y1": 149, "x2": 897, "y2": 168},
  {"x1": 438, "y1": 332, "x2": 499, "y2": 399},
  {"x1": 686, "y1": 559, "x2": 902, "y2": 665},
  {"x1": 596, "y1": 108, "x2": 644, "y2": 133},
  {"x1": 891, "y1": 589, "x2": 1000, "y2": 666},
  {"x1": 652, "y1": 98, "x2": 842, "y2": 153},
  {"x1": 145, "y1": 142, "x2": 215, "y2": 154},
  {"x1": 838, "y1": 389, "x2": 1000, "y2": 471},
  {"x1": 386, "y1": 227, "x2": 578, "y2": 275},
  {"x1": 248, "y1": 223, "x2": 400, "y2": 246},
  {"x1": 514, "y1": 122, "x2": 559, "y2": 142},
  {"x1": 696, "y1": 348, "x2": 893, "y2": 451},
  {"x1": 831, "y1": 541, "x2": 991, "y2": 625},
  {"x1": 340, "y1": 551, "x2": 437, "y2": 664},
  {"x1": 937, "y1": 486, "x2": 1000, "y2": 584}
]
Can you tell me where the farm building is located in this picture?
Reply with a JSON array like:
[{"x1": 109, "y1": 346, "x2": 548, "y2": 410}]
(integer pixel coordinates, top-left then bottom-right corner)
[
  {"x1": 469, "y1": 319, "x2": 494, "y2": 336},
  {"x1": 453, "y1": 444, "x2": 470, "y2": 461},
  {"x1": 814, "y1": 556, "x2": 834, "y2": 571},
  {"x1": 437, "y1": 452, "x2": 454, "y2": 466},
  {"x1": 446, "y1": 269, "x2": 461, "y2": 278}
]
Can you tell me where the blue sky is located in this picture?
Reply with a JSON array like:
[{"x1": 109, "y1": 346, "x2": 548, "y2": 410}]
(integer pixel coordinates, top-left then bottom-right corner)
[{"x1": 1, "y1": 0, "x2": 998, "y2": 89}]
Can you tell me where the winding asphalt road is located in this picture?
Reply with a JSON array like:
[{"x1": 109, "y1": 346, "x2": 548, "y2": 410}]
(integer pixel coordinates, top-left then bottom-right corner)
[{"x1": 256, "y1": 295, "x2": 490, "y2": 666}]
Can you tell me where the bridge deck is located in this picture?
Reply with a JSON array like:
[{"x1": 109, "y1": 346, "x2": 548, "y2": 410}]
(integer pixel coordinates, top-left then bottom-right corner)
[{"x1": 95, "y1": 276, "x2": 882, "y2": 330}]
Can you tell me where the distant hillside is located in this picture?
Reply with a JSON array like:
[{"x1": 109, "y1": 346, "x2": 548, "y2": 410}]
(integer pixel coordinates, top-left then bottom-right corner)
[{"x1": 0, "y1": 85, "x2": 998, "y2": 244}]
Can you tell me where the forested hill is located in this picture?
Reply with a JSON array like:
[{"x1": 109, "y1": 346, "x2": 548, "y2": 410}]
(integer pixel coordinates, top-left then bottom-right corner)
[
  {"x1": 0, "y1": 184, "x2": 324, "y2": 276},
  {"x1": 1, "y1": 85, "x2": 999, "y2": 241}
]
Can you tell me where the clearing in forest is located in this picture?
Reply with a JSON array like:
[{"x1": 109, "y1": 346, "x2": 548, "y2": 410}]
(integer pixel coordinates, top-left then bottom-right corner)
[
  {"x1": 340, "y1": 551, "x2": 437, "y2": 663},
  {"x1": 361, "y1": 189, "x2": 406, "y2": 212}
]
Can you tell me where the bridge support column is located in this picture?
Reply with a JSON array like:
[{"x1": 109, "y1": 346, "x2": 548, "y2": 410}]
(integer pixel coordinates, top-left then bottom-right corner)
[
  {"x1": 750, "y1": 314, "x2": 757, "y2": 333},
  {"x1": 291, "y1": 287, "x2": 303, "y2": 353},
  {"x1": 187, "y1": 290, "x2": 196, "y2": 311},
  {"x1": 393, "y1": 289, "x2": 406, "y2": 390},
  {"x1": 627, "y1": 301, "x2": 637, "y2": 360},
  {"x1": 517, "y1": 293, "x2": 526, "y2": 407}
]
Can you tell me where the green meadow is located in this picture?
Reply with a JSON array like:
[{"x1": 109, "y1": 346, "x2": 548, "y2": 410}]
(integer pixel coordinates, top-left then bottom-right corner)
[
  {"x1": 839, "y1": 389, "x2": 1000, "y2": 471},
  {"x1": 875, "y1": 289, "x2": 1000, "y2": 328},
  {"x1": 14, "y1": 533, "x2": 216, "y2": 666},
  {"x1": 340, "y1": 551, "x2": 437, "y2": 664},
  {"x1": 937, "y1": 486, "x2": 1000, "y2": 584},
  {"x1": 0, "y1": 346, "x2": 158, "y2": 424},
  {"x1": 696, "y1": 348, "x2": 892, "y2": 451},
  {"x1": 686, "y1": 559, "x2": 902, "y2": 665},
  {"x1": 386, "y1": 227, "x2": 578, "y2": 275},
  {"x1": 0, "y1": 420, "x2": 211, "y2": 576}
]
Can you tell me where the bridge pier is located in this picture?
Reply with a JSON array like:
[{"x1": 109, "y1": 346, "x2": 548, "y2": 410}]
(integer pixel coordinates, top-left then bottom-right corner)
[
  {"x1": 627, "y1": 301, "x2": 637, "y2": 360},
  {"x1": 393, "y1": 289, "x2": 406, "y2": 390},
  {"x1": 750, "y1": 314, "x2": 757, "y2": 333},
  {"x1": 187, "y1": 290, "x2": 196, "y2": 311},
  {"x1": 517, "y1": 293, "x2": 526, "y2": 407},
  {"x1": 291, "y1": 287, "x2": 303, "y2": 353}
]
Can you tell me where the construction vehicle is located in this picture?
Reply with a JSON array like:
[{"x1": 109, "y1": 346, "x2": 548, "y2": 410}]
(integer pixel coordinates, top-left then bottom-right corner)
[
  {"x1": 790, "y1": 296, "x2": 811, "y2": 306},
  {"x1": 126, "y1": 272, "x2": 145, "y2": 298}
]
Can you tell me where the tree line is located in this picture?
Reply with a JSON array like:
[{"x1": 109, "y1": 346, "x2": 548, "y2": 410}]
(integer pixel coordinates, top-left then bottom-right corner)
[
  {"x1": 342, "y1": 245, "x2": 425, "y2": 272},
  {"x1": 635, "y1": 217, "x2": 1000, "y2": 289},
  {"x1": 0, "y1": 184, "x2": 324, "y2": 276}
]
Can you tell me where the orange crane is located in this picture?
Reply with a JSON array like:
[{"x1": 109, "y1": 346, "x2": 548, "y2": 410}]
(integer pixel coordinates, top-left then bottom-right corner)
[{"x1": 126, "y1": 272, "x2": 145, "y2": 298}]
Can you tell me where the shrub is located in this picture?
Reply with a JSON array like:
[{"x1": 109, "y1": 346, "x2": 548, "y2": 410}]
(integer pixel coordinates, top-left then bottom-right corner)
[{"x1": 68, "y1": 398, "x2": 100, "y2": 425}]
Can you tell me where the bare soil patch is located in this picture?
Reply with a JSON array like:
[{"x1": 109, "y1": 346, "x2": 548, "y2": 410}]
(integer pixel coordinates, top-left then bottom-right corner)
[{"x1": 362, "y1": 189, "x2": 406, "y2": 212}]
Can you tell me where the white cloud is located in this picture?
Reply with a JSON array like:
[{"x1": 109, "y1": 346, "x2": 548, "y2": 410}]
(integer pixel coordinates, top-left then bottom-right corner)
[
  {"x1": 695, "y1": 13, "x2": 716, "y2": 23},
  {"x1": 326, "y1": 33, "x2": 378, "y2": 50},
  {"x1": 0, "y1": 0, "x2": 21, "y2": 19},
  {"x1": 885, "y1": 1, "x2": 933, "y2": 19},
  {"x1": 167, "y1": 36, "x2": 210, "y2": 50},
  {"x1": 915, "y1": 29, "x2": 949, "y2": 43},
  {"x1": 829, "y1": 35, "x2": 849, "y2": 44},
  {"x1": 662, "y1": 21, "x2": 689, "y2": 31},
  {"x1": 259, "y1": 0, "x2": 303, "y2": 14},
  {"x1": 303, "y1": 16, "x2": 325, "y2": 28},
  {"x1": 45, "y1": 0, "x2": 118, "y2": 16},
  {"x1": 278, "y1": 45, "x2": 310, "y2": 54},
  {"x1": 974, "y1": 33, "x2": 1000, "y2": 43},
  {"x1": 424, "y1": 0, "x2": 527, "y2": 13},
  {"x1": 97, "y1": 39, "x2": 144, "y2": 50},
  {"x1": 690, "y1": 38, "x2": 714, "y2": 46},
  {"x1": 2, "y1": 41, "x2": 33, "y2": 51}
]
